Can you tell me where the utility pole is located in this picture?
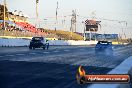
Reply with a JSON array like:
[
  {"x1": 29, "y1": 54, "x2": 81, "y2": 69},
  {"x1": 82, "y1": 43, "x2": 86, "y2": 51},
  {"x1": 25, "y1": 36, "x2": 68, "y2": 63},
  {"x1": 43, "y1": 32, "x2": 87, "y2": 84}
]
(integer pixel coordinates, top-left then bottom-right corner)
[
  {"x1": 55, "y1": 1, "x2": 59, "y2": 31},
  {"x1": 3, "y1": 0, "x2": 6, "y2": 30},
  {"x1": 36, "y1": 0, "x2": 39, "y2": 28}
]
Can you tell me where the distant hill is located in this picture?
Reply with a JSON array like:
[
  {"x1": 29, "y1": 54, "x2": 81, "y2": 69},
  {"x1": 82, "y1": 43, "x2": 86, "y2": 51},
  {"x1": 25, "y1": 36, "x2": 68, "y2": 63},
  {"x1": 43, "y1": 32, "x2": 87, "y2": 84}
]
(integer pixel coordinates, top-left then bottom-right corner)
[{"x1": 45, "y1": 29, "x2": 84, "y2": 40}]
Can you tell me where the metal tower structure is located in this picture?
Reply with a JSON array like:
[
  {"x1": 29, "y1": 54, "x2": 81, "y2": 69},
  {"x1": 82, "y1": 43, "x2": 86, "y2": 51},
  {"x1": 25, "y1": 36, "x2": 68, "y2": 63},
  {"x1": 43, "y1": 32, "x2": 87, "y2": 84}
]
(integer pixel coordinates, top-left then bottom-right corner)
[{"x1": 70, "y1": 10, "x2": 77, "y2": 33}]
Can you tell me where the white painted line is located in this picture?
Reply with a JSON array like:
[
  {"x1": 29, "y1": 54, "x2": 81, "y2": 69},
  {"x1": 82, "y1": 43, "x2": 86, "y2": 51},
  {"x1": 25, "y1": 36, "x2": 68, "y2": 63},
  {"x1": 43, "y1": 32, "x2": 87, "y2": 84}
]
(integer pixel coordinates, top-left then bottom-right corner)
[
  {"x1": 0, "y1": 56, "x2": 4, "y2": 57},
  {"x1": 5, "y1": 55, "x2": 14, "y2": 57},
  {"x1": 71, "y1": 55, "x2": 77, "y2": 57},
  {"x1": 64, "y1": 50, "x2": 70, "y2": 52},
  {"x1": 80, "y1": 49, "x2": 84, "y2": 50},
  {"x1": 29, "y1": 53, "x2": 36, "y2": 55},
  {"x1": 16, "y1": 54, "x2": 25, "y2": 56},
  {"x1": 53, "y1": 51, "x2": 59, "y2": 53},
  {"x1": 43, "y1": 52, "x2": 50, "y2": 54}
]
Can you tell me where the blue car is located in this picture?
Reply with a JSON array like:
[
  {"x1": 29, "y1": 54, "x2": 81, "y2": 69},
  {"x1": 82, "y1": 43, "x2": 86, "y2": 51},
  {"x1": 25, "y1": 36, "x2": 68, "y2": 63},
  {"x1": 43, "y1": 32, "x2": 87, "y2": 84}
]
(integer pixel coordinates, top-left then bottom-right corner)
[{"x1": 95, "y1": 41, "x2": 113, "y2": 55}]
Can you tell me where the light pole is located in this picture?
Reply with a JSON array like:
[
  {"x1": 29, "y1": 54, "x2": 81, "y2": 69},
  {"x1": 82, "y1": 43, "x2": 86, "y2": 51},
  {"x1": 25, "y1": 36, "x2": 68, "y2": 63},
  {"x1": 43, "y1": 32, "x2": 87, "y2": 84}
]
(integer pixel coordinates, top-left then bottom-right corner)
[
  {"x1": 18, "y1": 11, "x2": 22, "y2": 16},
  {"x1": 18, "y1": 11, "x2": 22, "y2": 22},
  {"x1": 82, "y1": 21, "x2": 86, "y2": 41},
  {"x1": 70, "y1": 18, "x2": 73, "y2": 40},
  {"x1": 13, "y1": 10, "x2": 17, "y2": 23},
  {"x1": 44, "y1": 19, "x2": 47, "y2": 28},
  {"x1": 14, "y1": 10, "x2": 17, "y2": 15}
]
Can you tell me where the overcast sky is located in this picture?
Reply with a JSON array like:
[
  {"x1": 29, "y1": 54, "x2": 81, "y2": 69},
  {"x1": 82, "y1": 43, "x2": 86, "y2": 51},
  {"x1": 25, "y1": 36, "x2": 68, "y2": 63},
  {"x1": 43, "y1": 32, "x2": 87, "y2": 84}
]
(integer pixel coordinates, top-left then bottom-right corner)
[{"x1": 0, "y1": 0, "x2": 132, "y2": 38}]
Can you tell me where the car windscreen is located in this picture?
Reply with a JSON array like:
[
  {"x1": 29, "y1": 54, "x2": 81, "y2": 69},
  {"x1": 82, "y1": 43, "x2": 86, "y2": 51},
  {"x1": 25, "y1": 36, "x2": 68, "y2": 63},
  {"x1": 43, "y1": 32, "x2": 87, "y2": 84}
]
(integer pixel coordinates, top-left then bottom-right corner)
[
  {"x1": 32, "y1": 37, "x2": 43, "y2": 41},
  {"x1": 98, "y1": 41, "x2": 111, "y2": 45}
]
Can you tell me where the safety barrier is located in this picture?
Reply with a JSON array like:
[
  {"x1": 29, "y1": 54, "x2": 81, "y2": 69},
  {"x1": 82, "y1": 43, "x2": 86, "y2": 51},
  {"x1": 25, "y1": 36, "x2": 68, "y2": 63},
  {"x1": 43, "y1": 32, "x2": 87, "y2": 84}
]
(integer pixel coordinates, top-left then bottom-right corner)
[{"x1": 0, "y1": 38, "x2": 98, "y2": 47}]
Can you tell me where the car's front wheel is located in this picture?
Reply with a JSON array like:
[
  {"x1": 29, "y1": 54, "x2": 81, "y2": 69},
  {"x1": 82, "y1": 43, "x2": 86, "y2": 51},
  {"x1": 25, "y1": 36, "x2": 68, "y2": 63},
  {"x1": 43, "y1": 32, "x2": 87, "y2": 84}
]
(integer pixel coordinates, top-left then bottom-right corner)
[{"x1": 33, "y1": 47, "x2": 35, "y2": 50}]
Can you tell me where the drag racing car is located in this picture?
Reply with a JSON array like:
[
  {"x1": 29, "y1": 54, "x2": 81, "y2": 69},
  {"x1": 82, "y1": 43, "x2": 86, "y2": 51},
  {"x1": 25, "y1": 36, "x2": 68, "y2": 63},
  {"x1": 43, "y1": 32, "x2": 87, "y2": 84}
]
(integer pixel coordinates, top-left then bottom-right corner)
[
  {"x1": 95, "y1": 41, "x2": 113, "y2": 55},
  {"x1": 29, "y1": 37, "x2": 49, "y2": 50}
]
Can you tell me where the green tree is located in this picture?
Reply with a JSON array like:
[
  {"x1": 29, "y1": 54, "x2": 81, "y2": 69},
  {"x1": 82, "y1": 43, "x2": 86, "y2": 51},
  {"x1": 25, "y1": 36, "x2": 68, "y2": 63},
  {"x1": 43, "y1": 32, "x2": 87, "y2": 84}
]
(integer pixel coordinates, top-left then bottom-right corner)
[{"x1": 0, "y1": 4, "x2": 8, "y2": 20}]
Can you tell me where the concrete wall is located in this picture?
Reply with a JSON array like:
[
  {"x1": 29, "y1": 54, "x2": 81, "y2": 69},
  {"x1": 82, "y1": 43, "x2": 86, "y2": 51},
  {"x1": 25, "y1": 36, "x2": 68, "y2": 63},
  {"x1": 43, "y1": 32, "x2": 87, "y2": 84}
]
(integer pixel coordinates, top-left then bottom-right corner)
[
  {"x1": 0, "y1": 38, "x2": 97, "y2": 46},
  {"x1": 0, "y1": 38, "x2": 30, "y2": 47}
]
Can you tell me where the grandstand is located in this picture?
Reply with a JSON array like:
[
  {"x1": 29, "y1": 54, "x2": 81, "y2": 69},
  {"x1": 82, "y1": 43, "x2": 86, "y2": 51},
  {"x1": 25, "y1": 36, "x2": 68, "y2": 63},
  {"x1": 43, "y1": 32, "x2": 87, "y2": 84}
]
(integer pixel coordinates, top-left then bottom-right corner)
[
  {"x1": 0, "y1": 20, "x2": 84, "y2": 40},
  {"x1": 0, "y1": 6, "x2": 84, "y2": 40},
  {"x1": 0, "y1": 18, "x2": 83, "y2": 40},
  {"x1": 0, "y1": 28, "x2": 84, "y2": 40}
]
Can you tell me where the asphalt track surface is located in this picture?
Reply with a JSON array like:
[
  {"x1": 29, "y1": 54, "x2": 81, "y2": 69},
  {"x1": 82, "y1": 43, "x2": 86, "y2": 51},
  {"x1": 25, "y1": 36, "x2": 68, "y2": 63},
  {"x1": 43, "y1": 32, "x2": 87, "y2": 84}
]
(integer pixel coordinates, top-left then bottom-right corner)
[{"x1": 0, "y1": 45, "x2": 132, "y2": 88}]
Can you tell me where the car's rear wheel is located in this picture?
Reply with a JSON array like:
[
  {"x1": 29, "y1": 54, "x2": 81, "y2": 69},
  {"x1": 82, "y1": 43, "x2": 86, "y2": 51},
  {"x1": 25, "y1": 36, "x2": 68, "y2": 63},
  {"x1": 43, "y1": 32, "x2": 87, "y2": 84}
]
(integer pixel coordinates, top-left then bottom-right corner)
[
  {"x1": 29, "y1": 46, "x2": 32, "y2": 49},
  {"x1": 43, "y1": 47, "x2": 45, "y2": 50},
  {"x1": 43, "y1": 45, "x2": 45, "y2": 50}
]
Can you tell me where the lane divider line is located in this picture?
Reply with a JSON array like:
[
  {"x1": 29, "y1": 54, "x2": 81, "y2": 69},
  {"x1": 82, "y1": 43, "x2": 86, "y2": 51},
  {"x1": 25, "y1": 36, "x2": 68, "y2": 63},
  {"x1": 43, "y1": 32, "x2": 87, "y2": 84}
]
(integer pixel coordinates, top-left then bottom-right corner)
[
  {"x1": 29, "y1": 53, "x2": 36, "y2": 55},
  {"x1": 5, "y1": 55, "x2": 14, "y2": 57},
  {"x1": 0, "y1": 56, "x2": 4, "y2": 57},
  {"x1": 43, "y1": 52, "x2": 50, "y2": 54},
  {"x1": 53, "y1": 51, "x2": 59, "y2": 53},
  {"x1": 80, "y1": 49, "x2": 85, "y2": 50},
  {"x1": 16, "y1": 54, "x2": 25, "y2": 56},
  {"x1": 64, "y1": 50, "x2": 70, "y2": 51}
]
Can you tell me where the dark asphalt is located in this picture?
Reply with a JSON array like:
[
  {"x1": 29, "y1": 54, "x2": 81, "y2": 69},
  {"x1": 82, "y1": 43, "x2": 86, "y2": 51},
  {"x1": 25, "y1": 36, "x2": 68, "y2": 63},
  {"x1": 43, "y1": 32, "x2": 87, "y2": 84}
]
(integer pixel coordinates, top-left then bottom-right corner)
[{"x1": 0, "y1": 45, "x2": 132, "y2": 88}]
